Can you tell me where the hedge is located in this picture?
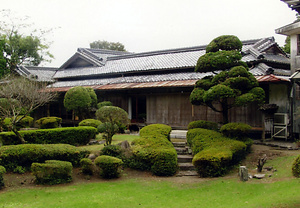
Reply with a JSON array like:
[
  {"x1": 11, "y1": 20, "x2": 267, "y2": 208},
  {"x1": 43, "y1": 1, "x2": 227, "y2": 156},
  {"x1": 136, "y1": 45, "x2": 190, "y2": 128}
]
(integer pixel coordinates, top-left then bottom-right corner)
[
  {"x1": 130, "y1": 124, "x2": 177, "y2": 176},
  {"x1": 139, "y1": 124, "x2": 172, "y2": 141},
  {"x1": 95, "y1": 155, "x2": 123, "y2": 179},
  {"x1": 31, "y1": 160, "x2": 73, "y2": 185},
  {"x1": 2, "y1": 116, "x2": 34, "y2": 131},
  {"x1": 36, "y1": 117, "x2": 62, "y2": 129},
  {"x1": 0, "y1": 144, "x2": 89, "y2": 171},
  {"x1": 78, "y1": 119, "x2": 102, "y2": 129},
  {"x1": 0, "y1": 165, "x2": 6, "y2": 189},
  {"x1": 0, "y1": 126, "x2": 97, "y2": 146},
  {"x1": 292, "y1": 155, "x2": 300, "y2": 177},
  {"x1": 188, "y1": 128, "x2": 247, "y2": 177},
  {"x1": 187, "y1": 120, "x2": 218, "y2": 131}
]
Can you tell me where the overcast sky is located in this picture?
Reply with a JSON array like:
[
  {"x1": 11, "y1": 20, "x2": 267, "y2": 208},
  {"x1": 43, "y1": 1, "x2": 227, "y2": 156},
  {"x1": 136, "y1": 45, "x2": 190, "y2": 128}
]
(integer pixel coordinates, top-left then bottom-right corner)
[{"x1": 1, "y1": 0, "x2": 297, "y2": 67}]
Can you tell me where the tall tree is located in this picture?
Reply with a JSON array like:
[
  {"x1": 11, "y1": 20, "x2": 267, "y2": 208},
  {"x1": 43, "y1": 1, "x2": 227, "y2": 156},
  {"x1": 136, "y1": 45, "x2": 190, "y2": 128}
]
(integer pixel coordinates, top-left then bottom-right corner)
[
  {"x1": 0, "y1": 76, "x2": 57, "y2": 143},
  {"x1": 90, "y1": 40, "x2": 126, "y2": 51},
  {"x1": 190, "y1": 35, "x2": 265, "y2": 124},
  {"x1": 0, "y1": 10, "x2": 53, "y2": 75}
]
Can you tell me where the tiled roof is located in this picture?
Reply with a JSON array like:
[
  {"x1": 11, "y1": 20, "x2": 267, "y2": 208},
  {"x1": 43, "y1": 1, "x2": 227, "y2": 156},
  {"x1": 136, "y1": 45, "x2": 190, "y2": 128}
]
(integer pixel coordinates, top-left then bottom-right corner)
[
  {"x1": 54, "y1": 38, "x2": 275, "y2": 79},
  {"x1": 281, "y1": 0, "x2": 300, "y2": 13},
  {"x1": 48, "y1": 37, "x2": 290, "y2": 90},
  {"x1": 16, "y1": 66, "x2": 58, "y2": 82},
  {"x1": 51, "y1": 72, "x2": 215, "y2": 88}
]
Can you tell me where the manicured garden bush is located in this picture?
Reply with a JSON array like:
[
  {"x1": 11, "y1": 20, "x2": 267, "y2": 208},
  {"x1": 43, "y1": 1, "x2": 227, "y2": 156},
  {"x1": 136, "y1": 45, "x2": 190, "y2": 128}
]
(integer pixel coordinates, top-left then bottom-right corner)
[
  {"x1": 94, "y1": 155, "x2": 123, "y2": 179},
  {"x1": 0, "y1": 126, "x2": 97, "y2": 146},
  {"x1": 139, "y1": 124, "x2": 172, "y2": 141},
  {"x1": 100, "y1": 144, "x2": 123, "y2": 159},
  {"x1": 2, "y1": 116, "x2": 34, "y2": 131},
  {"x1": 130, "y1": 124, "x2": 177, "y2": 176},
  {"x1": 292, "y1": 155, "x2": 300, "y2": 177},
  {"x1": 220, "y1": 122, "x2": 253, "y2": 152},
  {"x1": 187, "y1": 128, "x2": 247, "y2": 177},
  {"x1": 80, "y1": 158, "x2": 94, "y2": 175},
  {"x1": 36, "y1": 117, "x2": 62, "y2": 129},
  {"x1": 97, "y1": 101, "x2": 113, "y2": 109},
  {"x1": 187, "y1": 120, "x2": 218, "y2": 131},
  {"x1": 78, "y1": 119, "x2": 102, "y2": 129},
  {"x1": 220, "y1": 122, "x2": 251, "y2": 139},
  {"x1": 0, "y1": 165, "x2": 6, "y2": 189},
  {"x1": 0, "y1": 144, "x2": 89, "y2": 171},
  {"x1": 31, "y1": 160, "x2": 73, "y2": 185}
]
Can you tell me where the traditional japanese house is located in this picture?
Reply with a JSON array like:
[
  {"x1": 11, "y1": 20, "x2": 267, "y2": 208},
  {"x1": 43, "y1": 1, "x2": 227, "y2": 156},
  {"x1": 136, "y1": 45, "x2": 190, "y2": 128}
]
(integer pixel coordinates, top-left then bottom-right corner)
[{"x1": 18, "y1": 37, "x2": 291, "y2": 135}]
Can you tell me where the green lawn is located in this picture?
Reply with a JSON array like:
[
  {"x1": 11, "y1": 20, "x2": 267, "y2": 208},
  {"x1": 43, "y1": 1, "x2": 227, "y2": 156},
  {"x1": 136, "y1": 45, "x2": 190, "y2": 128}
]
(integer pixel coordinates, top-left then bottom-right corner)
[{"x1": 0, "y1": 175, "x2": 299, "y2": 208}]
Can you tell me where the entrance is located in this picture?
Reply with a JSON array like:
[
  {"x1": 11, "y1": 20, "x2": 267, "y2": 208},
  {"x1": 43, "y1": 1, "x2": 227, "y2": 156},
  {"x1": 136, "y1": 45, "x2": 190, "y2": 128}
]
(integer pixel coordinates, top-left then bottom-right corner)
[{"x1": 130, "y1": 96, "x2": 146, "y2": 123}]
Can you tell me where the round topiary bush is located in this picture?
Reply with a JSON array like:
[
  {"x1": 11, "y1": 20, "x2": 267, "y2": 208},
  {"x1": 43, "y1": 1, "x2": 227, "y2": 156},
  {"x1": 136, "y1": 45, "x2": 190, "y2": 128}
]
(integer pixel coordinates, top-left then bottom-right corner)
[
  {"x1": 97, "y1": 101, "x2": 113, "y2": 109},
  {"x1": 187, "y1": 120, "x2": 218, "y2": 131},
  {"x1": 94, "y1": 155, "x2": 123, "y2": 179},
  {"x1": 220, "y1": 122, "x2": 252, "y2": 140},
  {"x1": 292, "y1": 155, "x2": 300, "y2": 177},
  {"x1": 100, "y1": 145, "x2": 123, "y2": 159},
  {"x1": 80, "y1": 158, "x2": 94, "y2": 175},
  {"x1": 79, "y1": 119, "x2": 102, "y2": 129},
  {"x1": 35, "y1": 117, "x2": 62, "y2": 129}
]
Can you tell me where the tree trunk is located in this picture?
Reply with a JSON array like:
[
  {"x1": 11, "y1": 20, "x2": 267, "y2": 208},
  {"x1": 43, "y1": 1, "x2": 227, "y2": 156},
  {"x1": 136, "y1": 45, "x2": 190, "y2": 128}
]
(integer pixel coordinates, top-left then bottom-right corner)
[
  {"x1": 257, "y1": 154, "x2": 267, "y2": 173},
  {"x1": 221, "y1": 101, "x2": 229, "y2": 124},
  {"x1": 12, "y1": 126, "x2": 26, "y2": 144}
]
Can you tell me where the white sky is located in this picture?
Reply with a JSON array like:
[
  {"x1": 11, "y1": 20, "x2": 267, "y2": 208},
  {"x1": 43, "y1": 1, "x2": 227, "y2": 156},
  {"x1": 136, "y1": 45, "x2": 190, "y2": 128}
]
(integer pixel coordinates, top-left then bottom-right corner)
[{"x1": 0, "y1": 0, "x2": 298, "y2": 67}]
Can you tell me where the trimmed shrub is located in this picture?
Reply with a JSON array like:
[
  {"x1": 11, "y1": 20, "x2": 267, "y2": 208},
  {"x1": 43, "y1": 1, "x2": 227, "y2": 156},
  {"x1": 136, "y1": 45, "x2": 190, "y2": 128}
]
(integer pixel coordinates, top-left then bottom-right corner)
[
  {"x1": 2, "y1": 116, "x2": 34, "y2": 131},
  {"x1": 220, "y1": 122, "x2": 251, "y2": 139},
  {"x1": 31, "y1": 160, "x2": 73, "y2": 185},
  {"x1": 79, "y1": 119, "x2": 102, "y2": 129},
  {"x1": 0, "y1": 144, "x2": 89, "y2": 171},
  {"x1": 36, "y1": 117, "x2": 62, "y2": 129},
  {"x1": 100, "y1": 145, "x2": 123, "y2": 159},
  {"x1": 188, "y1": 128, "x2": 247, "y2": 177},
  {"x1": 193, "y1": 147, "x2": 232, "y2": 177},
  {"x1": 97, "y1": 101, "x2": 113, "y2": 109},
  {"x1": 292, "y1": 155, "x2": 300, "y2": 177},
  {"x1": 0, "y1": 126, "x2": 97, "y2": 146},
  {"x1": 187, "y1": 120, "x2": 218, "y2": 131},
  {"x1": 0, "y1": 165, "x2": 6, "y2": 189},
  {"x1": 80, "y1": 158, "x2": 94, "y2": 175},
  {"x1": 139, "y1": 124, "x2": 172, "y2": 141},
  {"x1": 94, "y1": 155, "x2": 123, "y2": 179},
  {"x1": 130, "y1": 129, "x2": 177, "y2": 176}
]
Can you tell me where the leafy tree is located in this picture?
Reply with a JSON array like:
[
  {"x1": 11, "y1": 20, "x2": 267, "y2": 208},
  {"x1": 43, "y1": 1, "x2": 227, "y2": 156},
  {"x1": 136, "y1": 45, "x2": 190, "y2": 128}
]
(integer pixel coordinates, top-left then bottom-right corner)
[
  {"x1": 96, "y1": 106, "x2": 129, "y2": 145},
  {"x1": 63, "y1": 86, "x2": 92, "y2": 120},
  {"x1": 190, "y1": 35, "x2": 265, "y2": 124},
  {"x1": 0, "y1": 76, "x2": 57, "y2": 143},
  {"x1": 282, "y1": 36, "x2": 290, "y2": 54},
  {"x1": 0, "y1": 10, "x2": 53, "y2": 74},
  {"x1": 90, "y1": 40, "x2": 126, "y2": 51},
  {"x1": 0, "y1": 38, "x2": 8, "y2": 78}
]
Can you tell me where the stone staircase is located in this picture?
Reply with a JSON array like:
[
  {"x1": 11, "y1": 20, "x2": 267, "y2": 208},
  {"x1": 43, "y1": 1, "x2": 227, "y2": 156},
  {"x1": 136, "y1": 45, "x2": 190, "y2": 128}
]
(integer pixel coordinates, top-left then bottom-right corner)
[{"x1": 171, "y1": 132, "x2": 198, "y2": 176}]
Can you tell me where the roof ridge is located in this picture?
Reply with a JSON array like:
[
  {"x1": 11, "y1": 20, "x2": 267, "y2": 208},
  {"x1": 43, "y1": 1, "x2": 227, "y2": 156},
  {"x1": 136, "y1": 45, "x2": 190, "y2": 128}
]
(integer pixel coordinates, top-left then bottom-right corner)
[{"x1": 106, "y1": 38, "x2": 267, "y2": 61}]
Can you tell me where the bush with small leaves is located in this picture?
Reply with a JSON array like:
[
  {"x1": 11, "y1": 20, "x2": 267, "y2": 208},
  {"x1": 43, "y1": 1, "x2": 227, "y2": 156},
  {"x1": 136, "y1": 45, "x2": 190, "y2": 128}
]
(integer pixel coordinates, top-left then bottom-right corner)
[
  {"x1": 0, "y1": 165, "x2": 6, "y2": 189},
  {"x1": 292, "y1": 155, "x2": 300, "y2": 177},
  {"x1": 97, "y1": 101, "x2": 113, "y2": 109},
  {"x1": 94, "y1": 155, "x2": 123, "y2": 179},
  {"x1": 79, "y1": 119, "x2": 102, "y2": 129},
  {"x1": 31, "y1": 160, "x2": 73, "y2": 185},
  {"x1": 80, "y1": 158, "x2": 94, "y2": 175},
  {"x1": 188, "y1": 120, "x2": 218, "y2": 131},
  {"x1": 36, "y1": 117, "x2": 62, "y2": 129}
]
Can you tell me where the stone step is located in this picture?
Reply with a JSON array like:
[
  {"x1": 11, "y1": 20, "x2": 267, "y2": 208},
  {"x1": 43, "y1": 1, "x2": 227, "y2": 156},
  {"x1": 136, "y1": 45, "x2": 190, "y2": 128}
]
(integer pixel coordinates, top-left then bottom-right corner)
[
  {"x1": 175, "y1": 147, "x2": 188, "y2": 154},
  {"x1": 172, "y1": 142, "x2": 186, "y2": 148},
  {"x1": 178, "y1": 162, "x2": 195, "y2": 171},
  {"x1": 177, "y1": 155, "x2": 193, "y2": 163},
  {"x1": 176, "y1": 170, "x2": 198, "y2": 177}
]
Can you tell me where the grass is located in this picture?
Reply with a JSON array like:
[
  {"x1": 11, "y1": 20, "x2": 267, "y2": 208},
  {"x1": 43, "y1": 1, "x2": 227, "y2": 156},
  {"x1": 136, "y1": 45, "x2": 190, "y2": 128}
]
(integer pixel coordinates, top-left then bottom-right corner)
[
  {"x1": 0, "y1": 174, "x2": 300, "y2": 208},
  {"x1": 77, "y1": 133, "x2": 140, "y2": 154}
]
